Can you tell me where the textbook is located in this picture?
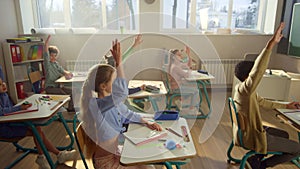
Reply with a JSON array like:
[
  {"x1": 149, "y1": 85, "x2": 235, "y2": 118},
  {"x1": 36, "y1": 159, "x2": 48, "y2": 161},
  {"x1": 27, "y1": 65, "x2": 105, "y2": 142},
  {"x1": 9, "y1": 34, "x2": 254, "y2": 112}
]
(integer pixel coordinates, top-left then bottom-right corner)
[{"x1": 123, "y1": 127, "x2": 167, "y2": 146}]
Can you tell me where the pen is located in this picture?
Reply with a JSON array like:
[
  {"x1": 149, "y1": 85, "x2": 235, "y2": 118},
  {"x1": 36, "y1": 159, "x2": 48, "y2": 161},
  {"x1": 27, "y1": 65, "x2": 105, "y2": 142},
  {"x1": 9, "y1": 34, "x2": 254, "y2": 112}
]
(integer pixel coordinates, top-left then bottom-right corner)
[
  {"x1": 166, "y1": 127, "x2": 182, "y2": 138},
  {"x1": 290, "y1": 96, "x2": 300, "y2": 109}
]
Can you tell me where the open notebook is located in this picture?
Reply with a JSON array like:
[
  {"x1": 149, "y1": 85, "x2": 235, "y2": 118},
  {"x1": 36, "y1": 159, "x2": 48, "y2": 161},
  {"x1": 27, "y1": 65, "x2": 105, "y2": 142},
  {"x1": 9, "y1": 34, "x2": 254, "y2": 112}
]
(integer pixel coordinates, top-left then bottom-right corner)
[{"x1": 123, "y1": 126, "x2": 167, "y2": 146}]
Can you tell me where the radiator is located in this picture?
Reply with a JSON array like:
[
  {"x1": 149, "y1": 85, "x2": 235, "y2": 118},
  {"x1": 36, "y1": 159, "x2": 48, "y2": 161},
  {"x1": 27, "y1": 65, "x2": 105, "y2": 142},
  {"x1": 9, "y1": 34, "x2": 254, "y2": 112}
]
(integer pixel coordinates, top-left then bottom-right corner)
[
  {"x1": 201, "y1": 59, "x2": 243, "y2": 85},
  {"x1": 66, "y1": 60, "x2": 101, "y2": 72}
]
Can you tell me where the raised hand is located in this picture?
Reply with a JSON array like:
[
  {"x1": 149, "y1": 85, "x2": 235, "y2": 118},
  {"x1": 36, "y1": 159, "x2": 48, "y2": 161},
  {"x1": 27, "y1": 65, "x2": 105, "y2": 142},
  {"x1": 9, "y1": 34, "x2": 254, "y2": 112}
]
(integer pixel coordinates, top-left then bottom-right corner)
[
  {"x1": 132, "y1": 34, "x2": 143, "y2": 48},
  {"x1": 267, "y1": 22, "x2": 285, "y2": 50},
  {"x1": 110, "y1": 39, "x2": 121, "y2": 67}
]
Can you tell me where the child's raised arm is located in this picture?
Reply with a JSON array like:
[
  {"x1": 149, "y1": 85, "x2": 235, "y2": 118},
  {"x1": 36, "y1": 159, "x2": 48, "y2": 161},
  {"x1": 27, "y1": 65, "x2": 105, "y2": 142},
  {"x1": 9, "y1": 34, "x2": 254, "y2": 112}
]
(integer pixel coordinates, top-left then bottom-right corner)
[
  {"x1": 44, "y1": 35, "x2": 51, "y2": 53},
  {"x1": 111, "y1": 39, "x2": 125, "y2": 78}
]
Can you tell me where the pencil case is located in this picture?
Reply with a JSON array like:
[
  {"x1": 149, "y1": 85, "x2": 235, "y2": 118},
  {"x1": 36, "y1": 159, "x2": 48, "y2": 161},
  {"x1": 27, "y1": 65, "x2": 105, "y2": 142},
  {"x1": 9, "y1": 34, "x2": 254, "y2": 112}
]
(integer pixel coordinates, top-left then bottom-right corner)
[
  {"x1": 145, "y1": 85, "x2": 160, "y2": 93},
  {"x1": 197, "y1": 69, "x2": 208, "y2": 75},
  {"x1": 154, "y1": 110, "x2": 179, "y2": 120}
]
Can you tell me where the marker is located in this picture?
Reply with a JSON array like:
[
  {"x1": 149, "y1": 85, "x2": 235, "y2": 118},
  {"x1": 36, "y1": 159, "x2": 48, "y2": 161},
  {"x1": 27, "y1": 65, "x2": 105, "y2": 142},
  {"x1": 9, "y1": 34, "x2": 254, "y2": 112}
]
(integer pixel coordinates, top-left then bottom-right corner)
[{"x1": 165, "y1": 127, "x2": 182, "y2": 138}]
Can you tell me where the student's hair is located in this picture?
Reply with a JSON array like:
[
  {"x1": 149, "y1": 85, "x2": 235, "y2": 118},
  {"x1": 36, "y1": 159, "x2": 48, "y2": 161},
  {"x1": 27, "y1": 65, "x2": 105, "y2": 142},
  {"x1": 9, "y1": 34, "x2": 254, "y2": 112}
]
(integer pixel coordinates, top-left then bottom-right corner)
[
  {"x1": 48, "y1": 46, "x2": 60, "y2": 55},
  {"x1": 234, "y1": 61, "x2": 254, "y2": 82},
  {"x1": 78, "y1": 64, "x2": 115, "y2": 158},
  {"x1": 168, "y1": 49, "x2": 179, "y2": 73}
]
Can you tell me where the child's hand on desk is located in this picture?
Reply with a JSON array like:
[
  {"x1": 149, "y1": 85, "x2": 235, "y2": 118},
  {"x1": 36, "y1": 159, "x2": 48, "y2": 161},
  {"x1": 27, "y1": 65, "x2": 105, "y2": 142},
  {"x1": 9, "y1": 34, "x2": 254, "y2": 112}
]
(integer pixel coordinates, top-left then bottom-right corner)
[
  {"x1": 21, "y1": 103, "x2": 32, "y2": 110},
  {"x1": 286, "y1": 102, "x2": 300, "y2": 109},
  {"x1": 145, "y1": 121, "x2": 162, "y2": 131}
]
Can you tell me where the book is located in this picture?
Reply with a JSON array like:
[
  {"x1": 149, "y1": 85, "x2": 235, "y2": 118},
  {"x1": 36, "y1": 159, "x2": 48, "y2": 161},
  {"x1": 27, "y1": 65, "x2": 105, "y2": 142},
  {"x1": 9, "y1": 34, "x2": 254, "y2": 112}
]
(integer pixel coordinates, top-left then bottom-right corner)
[
  {"x1": 145, "y1": 85, "x2": 160, "y2": 93},
  {"x1": 123, "y1": 127, "x2": 167, "y2": 146},
  {"x1": 6, "y1": 38, "x2": 29, "y2": 43},
  {"x1": 3, "y1": 104, "x2": 38, "y2": 116}
]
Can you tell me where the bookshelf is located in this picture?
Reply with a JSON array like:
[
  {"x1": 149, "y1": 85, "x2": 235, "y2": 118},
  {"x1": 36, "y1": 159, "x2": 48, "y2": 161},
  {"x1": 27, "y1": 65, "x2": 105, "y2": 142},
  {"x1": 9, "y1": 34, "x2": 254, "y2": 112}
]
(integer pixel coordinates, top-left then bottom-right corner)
[{"x1": 2, "y1": 40, "x2": 45, "y2": 104}]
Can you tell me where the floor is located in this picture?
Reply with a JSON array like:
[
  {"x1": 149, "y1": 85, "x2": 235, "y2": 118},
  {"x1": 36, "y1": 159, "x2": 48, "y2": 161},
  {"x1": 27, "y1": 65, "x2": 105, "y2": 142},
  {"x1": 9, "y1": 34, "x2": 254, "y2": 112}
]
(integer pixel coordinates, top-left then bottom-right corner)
[{"x1": 0, "y1": 90, "x2": 299, "y2": 169}]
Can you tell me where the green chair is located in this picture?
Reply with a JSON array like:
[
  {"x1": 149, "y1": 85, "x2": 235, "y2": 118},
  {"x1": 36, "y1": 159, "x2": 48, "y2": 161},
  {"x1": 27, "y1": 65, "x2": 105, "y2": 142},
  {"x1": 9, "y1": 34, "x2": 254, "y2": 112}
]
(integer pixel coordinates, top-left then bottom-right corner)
[
  {"x1": 0, "y1": 136, "x2": 37, "y2": 169},
  {"x1": 73, "y1": 113, "x2": 89, "y2": 169},
  {"x1": 227, "y1": 97, "x2": 283, "y2": 169}
]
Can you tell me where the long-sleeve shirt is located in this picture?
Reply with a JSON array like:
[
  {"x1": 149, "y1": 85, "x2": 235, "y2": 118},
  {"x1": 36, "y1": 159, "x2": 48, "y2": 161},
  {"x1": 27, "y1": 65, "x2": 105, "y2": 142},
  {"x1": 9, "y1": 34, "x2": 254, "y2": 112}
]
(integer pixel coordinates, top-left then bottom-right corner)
[
  {"x1": 82, "y1": 78, "x2": 142, "y2": 144},
  {"x1": 233, "y1": 48, "x2": 286, "y2": 154},
  {"x1": 169, "y1": 57, "x2": 191, "y2": 89},
  {"x1": 0, "y1": 93, "x2": 21, "y2": 116},
  {"x1": 44, "y1": 52, "x2": 65, "y2": 88}
]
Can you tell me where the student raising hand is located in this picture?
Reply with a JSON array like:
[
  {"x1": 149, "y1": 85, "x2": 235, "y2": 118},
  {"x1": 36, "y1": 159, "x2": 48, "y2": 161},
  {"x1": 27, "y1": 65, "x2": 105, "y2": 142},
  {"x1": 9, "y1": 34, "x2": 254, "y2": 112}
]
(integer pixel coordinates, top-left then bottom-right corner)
[{"x1": 110, "y1": 39, "x2": 121, "y2": 67}]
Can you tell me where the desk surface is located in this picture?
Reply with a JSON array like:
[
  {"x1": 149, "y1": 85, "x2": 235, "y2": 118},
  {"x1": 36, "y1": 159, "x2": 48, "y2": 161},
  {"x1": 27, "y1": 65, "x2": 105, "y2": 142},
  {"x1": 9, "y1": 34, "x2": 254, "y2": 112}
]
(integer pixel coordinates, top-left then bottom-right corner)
[
  {"x1": 120, "y1": 117, "x2": 196, "y2": 166},
  {"x1": 128, "y1": 80, "x2": 167, "y2": 98},
  {"x1": 0, "y1": 94, "x2": 70, "y2": 122},
  {"x1": 185, "y1": 70, "x2": 215, "y2": 81},
  {"x1": 55, "y1": 75, "x2": 86, "y2": 83},
  {"x1": 276, "y1": 108, "x2": 300, "y2": 131}
]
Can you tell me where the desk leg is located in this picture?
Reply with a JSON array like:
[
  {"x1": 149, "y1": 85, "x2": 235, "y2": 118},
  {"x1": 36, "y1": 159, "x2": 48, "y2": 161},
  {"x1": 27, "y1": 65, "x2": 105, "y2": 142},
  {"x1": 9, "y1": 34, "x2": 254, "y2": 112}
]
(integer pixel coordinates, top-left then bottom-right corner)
[
  {"x1": 184, "y1": 80, "x2": 211, "y2": 119},
  {"x1": 148, "y1": 96, "x2": 159, "y2": 112},
  {"x1": 24, "y1": 121, "x2": 56, "y2": 169},
  {"x1": 56, "y1": 112, "x2": 75, "y2": 151}
]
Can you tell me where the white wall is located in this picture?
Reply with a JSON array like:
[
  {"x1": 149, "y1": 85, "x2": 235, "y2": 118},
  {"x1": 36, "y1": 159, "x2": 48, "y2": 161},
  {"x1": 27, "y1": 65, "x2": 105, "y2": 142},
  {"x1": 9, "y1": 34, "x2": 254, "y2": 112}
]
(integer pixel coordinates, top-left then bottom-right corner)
[
  {"x1": 0, "y1": 0, "x2": 19, "y2": 79},
  {"x1": 1, "y1": 0, "x2": 299, "y2": 81}
]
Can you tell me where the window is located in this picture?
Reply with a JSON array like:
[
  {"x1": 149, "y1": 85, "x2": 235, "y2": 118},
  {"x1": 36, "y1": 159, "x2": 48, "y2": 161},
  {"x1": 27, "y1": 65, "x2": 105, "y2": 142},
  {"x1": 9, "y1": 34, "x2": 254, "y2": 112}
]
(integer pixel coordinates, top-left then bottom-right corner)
[
  {"x1": 162, "y1": 0, "x2": 278, "y2": 34},
  {"x1": 35, "y1": 0, "x2": 138, "y2": 31}
]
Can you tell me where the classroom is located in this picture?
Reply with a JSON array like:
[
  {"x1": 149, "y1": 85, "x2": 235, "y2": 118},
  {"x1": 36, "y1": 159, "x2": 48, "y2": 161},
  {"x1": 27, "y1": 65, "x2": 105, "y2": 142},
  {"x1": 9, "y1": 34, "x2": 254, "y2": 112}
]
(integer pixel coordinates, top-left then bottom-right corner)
[{"x1": 0, "y1": 0, "x2": 300, "y2": 169}]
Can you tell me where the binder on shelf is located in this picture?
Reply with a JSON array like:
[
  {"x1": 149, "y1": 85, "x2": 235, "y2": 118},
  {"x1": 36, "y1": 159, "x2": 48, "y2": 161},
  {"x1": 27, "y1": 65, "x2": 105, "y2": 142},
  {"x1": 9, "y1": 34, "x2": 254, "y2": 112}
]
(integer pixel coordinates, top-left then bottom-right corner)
[
  {"x1": 31, "y1": 45, "x2": 38, "y2": 60},
  {"x1": 16, "y1": 82, "x2": 25, "y2": 99},
  {"x1": 37, "y1": 45, "x2": 43, "y2": 59},
  {"x1": 15, "y1": 45, "x2": 22, "y2": 62},
  {"x1": 10, "y1": 45, "x2": 18, "y2": 63}
]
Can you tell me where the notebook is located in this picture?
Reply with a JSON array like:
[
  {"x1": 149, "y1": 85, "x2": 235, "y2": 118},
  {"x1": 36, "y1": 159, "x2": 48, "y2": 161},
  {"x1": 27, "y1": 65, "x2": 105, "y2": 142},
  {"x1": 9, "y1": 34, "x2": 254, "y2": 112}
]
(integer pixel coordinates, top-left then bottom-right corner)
[
  {"x1": 4, "y1": 104, "x2": 38, "y2": 116},
  {"x1": 123, "y1": 127, "x2": 167, "y2": 146}
]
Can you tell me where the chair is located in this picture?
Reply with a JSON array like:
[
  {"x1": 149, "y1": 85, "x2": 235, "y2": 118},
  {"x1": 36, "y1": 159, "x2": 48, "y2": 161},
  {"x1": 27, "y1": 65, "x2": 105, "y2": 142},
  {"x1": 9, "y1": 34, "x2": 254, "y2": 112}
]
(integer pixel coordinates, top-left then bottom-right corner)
[
  {"x1": 27, "y1": 66, "x2": 43, "y2": 94},
  {"x1": 72, "y1": 113, "x2": 89, "y2": 169},
  {"x1": 227, "y1": 97, "x2": 283, "y2": 169},
  {"x1": 0, "y1": 136, "x2": 37, "y2": 169}
]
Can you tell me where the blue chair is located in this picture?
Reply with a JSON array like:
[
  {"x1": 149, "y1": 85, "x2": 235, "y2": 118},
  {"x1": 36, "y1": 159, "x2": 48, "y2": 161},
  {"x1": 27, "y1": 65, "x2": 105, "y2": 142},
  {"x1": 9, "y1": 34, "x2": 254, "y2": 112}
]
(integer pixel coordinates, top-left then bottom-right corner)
[
  {"x1": 227, "y1": 97, "x2": 283, "y2": 169},
  {"x1": 73, "y1": 113, "x2": 89, "y2": 169}
]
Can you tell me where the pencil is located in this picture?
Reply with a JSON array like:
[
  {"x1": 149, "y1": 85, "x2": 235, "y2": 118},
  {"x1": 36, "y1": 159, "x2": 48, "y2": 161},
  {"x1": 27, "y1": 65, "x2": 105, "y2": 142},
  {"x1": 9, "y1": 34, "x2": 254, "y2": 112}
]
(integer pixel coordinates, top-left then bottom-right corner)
[{"x1": 166, "y1": 127, "x2": 182, "y2": 138}]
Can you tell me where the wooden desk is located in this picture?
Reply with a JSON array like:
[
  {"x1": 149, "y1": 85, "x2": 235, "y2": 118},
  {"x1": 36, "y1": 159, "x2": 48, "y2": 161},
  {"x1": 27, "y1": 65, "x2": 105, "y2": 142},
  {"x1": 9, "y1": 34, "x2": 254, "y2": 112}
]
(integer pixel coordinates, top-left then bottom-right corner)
[
  {"x1": 0, "y1": 94, "x2": 74, "y2": 169},
  {"x1": 276, "y1": 108, "x2": 300, "y2": 167},
  {"x1": 185, "y1": 70, "x2": 215, "y2": 119},
  {"x1": 120, "y1": 117, "x2": 196, "y2": 166},
  {"x1": 128, "y1": 80, "x2": 167, "y2": 112}
]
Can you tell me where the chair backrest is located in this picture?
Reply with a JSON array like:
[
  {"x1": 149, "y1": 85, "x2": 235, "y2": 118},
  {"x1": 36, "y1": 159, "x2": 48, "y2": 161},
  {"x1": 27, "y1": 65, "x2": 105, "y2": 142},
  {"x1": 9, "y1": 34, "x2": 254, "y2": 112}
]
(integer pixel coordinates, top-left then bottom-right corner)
[
  {"x1": 228, "y1": 97, "x2": 245, "y2": 147},
  {"x1": 28, "y1": 66, "x2": 42, "y2": 94},
  {"x1": 73, "y1": 113, "x2": 89, "y2": 169}
]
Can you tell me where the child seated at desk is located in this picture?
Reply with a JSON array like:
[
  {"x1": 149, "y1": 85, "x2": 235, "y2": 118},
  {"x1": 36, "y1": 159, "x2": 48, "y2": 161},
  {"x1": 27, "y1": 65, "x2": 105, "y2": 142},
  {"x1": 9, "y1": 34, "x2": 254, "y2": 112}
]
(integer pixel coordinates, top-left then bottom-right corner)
[
  {"x1": 169, "y1": 46, "x2": 199, "y2": 114},
  {"x1": 0, "y1": 66, "x2": 76, "y2": 169},
  {"x1": 43, "y1": 35, "x2": 75, "y2": 112},
  {"x1": 78, "y1": 39, "x2": 161, "y2": 169}
]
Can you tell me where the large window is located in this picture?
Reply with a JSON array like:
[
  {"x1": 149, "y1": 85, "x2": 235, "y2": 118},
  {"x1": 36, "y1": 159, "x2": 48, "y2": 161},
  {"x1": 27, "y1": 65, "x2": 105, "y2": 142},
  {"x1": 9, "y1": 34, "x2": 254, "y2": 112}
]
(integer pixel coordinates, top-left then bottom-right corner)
[
  {"x1": 36, "y1": 0, "x2": 138, "y2": 31},
  {"x1": 162, "y1": 0, "x2": 278, "y2": 34}
]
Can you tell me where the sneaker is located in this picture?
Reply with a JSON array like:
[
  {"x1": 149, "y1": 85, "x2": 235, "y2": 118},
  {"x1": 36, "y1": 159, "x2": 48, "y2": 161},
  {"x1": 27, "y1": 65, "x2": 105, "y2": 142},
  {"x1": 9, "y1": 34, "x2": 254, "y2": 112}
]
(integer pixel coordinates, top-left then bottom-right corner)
[
  {"x1": 35, "y1": 155, "x2": 51, "y2": 169},
  {"x1": 57, "y1": 150, "x2": 77, "y2": 164},
  {"x1": 246, "y1": 154, "x2": 263, "y2": 169}
]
